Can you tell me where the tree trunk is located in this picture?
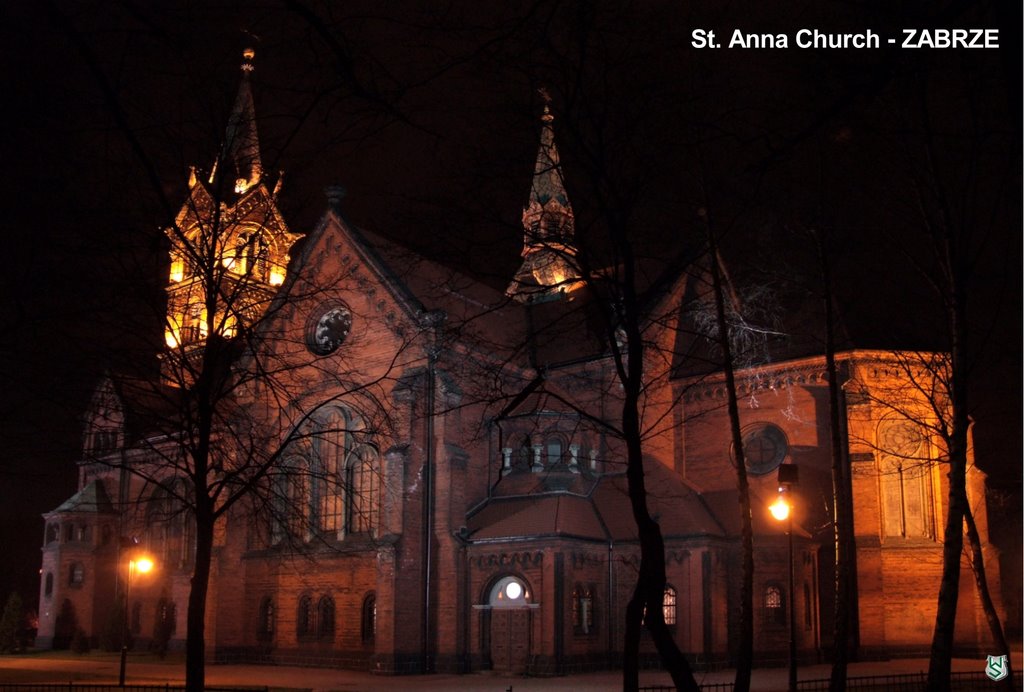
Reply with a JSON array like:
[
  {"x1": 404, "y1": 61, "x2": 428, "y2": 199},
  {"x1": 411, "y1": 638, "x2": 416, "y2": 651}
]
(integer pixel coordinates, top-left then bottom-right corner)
[
  {"x1": 815, "y1": 231, "x2": 854, "y2": 692},
  {"x1": 704, "y1": 212, "x2": 754, "y2": 692},
  {"x1": 964, "y1": 501, "x2": 1013, "y2": 689},
  {"x1": 617, "y1": 219, "x2": 700, "y2": 692},
  {"x1": 185, "y1": 507, "x2": 213, "y2": 692}
]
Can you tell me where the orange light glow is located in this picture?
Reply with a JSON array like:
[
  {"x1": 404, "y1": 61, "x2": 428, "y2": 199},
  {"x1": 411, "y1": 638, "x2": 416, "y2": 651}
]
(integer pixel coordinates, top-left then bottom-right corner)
[
  {"x1": 770, "y1": 494, "x2": 791, "y2": 522},
  {"x1": 133, "y1": 557, "x2": 154, "y2": 574},
  {"x1": 169, "y1": 258, "x2": 184, "y2": 283}
]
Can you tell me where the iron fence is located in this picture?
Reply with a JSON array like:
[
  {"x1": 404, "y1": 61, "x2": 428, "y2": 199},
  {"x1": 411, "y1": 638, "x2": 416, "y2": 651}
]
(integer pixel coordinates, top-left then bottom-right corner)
[
  {"x1": 639, "y1": 671, "x2": 1021, "y2": 691},
  {"x1": 0, "y1": 686, "x2": 266, "y2": 692}
]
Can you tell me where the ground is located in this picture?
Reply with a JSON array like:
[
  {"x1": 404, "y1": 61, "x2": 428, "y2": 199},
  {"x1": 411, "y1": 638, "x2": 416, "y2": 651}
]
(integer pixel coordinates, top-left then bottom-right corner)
[{"x1": 0, "y1": 648, "x2": 1020, "y2": 691}]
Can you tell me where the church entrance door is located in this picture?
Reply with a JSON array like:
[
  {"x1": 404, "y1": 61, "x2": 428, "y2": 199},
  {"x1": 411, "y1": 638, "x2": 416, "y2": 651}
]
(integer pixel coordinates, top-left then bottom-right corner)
[
  {"x1": 490, "y1": 606, "x2": 531, "y2": 673},
  {"x1": 487, "y1": 575, "x2": 533, "y2": 674}
]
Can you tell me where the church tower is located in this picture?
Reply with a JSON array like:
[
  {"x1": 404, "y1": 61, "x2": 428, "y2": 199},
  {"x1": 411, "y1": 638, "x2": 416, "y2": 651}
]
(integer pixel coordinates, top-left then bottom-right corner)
[
  {"x1": 507, "y1": 93, "x2": 583, "y2": 302},
  {"x1": 162, "y1": 49, "x2": 301, "y2": 384}
]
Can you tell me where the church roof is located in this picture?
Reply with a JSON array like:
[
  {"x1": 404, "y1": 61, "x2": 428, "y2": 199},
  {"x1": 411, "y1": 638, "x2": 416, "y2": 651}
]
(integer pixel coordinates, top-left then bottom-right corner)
[
  {"x1": 47, "y1": 479, "x2": 116, "y2": 516},
  {"x1": 466, "y1": 461, "x2": 725, "y2": 544},
  {"x1": 528, "y1": 102, "x2": 572, "y2": 211},
  {"x1": 100, "y1": 374, "x2": 184, "y2": 444}
]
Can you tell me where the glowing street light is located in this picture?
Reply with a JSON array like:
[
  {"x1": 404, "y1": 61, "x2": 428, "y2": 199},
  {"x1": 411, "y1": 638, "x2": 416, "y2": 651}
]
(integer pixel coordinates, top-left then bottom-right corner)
[
  {"x1": 772, "y1": 464, "x2": 799, "y2": 692},
  {"x1": 769, "y1": 494, "x2": 791, "y2": 522},
  {"x1": 119, "y1": 539, "x2": 155, "y2": 687}
]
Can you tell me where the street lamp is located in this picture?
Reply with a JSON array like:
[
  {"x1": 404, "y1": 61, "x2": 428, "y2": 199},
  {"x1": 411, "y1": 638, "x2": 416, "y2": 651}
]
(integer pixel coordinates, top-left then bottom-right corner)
[
  {"x1": 119, "y1": 542, "x2": 154, "y2": 687},
  {"x1": 771, "y1": 463, "x2": 799, "y2": 692}
]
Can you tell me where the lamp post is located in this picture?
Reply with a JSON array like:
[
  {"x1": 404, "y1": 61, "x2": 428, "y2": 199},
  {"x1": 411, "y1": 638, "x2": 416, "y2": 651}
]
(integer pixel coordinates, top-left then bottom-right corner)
[
  {"x1": 770, "y1": 463, "x2": 799, "y2": 692},
  {"x1": 119, "y1": 545, "x2": 153, "y2": 687}
]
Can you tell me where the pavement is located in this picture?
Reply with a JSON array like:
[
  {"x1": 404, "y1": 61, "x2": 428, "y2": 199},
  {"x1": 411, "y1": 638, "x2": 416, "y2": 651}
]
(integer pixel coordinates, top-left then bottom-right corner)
[{"x1": 0, "y1": 649, "x2": 1021, "y2": 691}]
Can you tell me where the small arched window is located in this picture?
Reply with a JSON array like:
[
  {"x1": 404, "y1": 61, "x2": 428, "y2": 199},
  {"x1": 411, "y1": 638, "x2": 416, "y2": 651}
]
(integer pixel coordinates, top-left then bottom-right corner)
[
  {"x1": 361, "y1": 593, "x2": 376, "y2": 644},
  {"x1": 516, "y1": 436, "x2": 532, "y2": 470},
  {"x1": 257, "y1": 597, "x2": 275, "y2": 641},
  {"x1": 764, "y1": 584, "x2": 784, "y2": 625},
  {"x1": 296, "y1": 595, "x2": 314, "y2": 638},
  {"x1": 44, "y1": 573, "x2": 53, "y2": 597},
  {"x1": 663, "y1": 585, "x2": 678, "y2": 626},
  {"x1": 572, "y1": 585, "x2": 594, "y2": 635},
  {"x1": 45, "y1": 524, "x2": 59, "y2": 544},
  {"x1": 545, "y1": 437, "x2": 564, "y2": 466},
  {"x1": 318, "y1": 596, "x2": 335, "y2": 640},
  {"x1": 69, "y1": 563, "x2": 84, "y2": 586}
]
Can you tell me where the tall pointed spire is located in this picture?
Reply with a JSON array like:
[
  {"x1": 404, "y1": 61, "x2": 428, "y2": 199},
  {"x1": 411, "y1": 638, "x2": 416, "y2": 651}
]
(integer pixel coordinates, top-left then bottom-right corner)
[
  {"x1": 221, "y1": 47, "x2": 263, "y2": 194},
  {"x1": 507, "y1": 91, "x2": 582, "y2": 302},
  {"x1": 522, "y1": 89, "x2": 574, "y2": 246}
]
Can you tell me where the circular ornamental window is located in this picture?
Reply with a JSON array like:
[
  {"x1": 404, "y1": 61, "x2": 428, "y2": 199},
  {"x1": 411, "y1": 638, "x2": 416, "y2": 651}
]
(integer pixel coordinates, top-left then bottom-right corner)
[
  {"x1": 732, "y1": 423, "x2": 788, "y2": 476},
  {"x1": 306, "y1": 303, "x2": 353, "y2": 356}
]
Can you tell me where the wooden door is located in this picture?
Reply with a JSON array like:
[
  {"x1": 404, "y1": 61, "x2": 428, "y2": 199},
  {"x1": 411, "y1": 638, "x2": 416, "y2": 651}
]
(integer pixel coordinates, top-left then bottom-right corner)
[{"x1": 490, "y1": 607, "x2": 531, "y2": 673}]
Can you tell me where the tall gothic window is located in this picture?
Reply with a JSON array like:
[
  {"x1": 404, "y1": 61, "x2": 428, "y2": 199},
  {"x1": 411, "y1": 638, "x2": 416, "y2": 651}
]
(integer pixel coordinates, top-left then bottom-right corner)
[
  {"x1": 272, "y1": 457, "x2": 308, "y2": 544},
  {"x1": 311, "y1": 408, "x2": 379, "y2": 538},
  {"x1": 314, "y1": 409, "x2": 350, "y2": 537},
  {"x1": 878, "y1": 418, "x2": 931, "y2": 539},
  {"x1": 347, "y1": 445, "x2": 379, "y2": 534}
]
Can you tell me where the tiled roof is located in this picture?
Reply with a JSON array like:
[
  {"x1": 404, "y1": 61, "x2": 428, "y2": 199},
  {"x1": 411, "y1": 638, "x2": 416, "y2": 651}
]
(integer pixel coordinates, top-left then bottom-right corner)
[
  {"x1": 466, "y1": 460, "x2": 727, "y2": 544},
  {"x1": 468, "y1": 494, "x2": 607, "y2": 541},
  {"x1": 49, "y1": 479, "x2": 116, "y2": 515}
]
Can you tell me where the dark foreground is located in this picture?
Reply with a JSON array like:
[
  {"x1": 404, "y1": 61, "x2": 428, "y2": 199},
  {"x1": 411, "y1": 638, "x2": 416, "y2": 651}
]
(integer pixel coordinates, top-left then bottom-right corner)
[{"x1": 0, "y1": 649, "x2": 1021, "y2": 691}]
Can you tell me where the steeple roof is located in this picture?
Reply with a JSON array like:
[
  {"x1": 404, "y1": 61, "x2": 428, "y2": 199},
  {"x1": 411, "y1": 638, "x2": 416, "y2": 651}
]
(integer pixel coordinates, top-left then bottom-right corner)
[
  {"x1": 216, "y1": 48, "x2": 263, "y2": 193},
  {"x1": 528, "y1": 103, "x2": 572, "y2": 211},
  {"x1": 508, "y1": 94, "x2": 582, "y2": 302}
]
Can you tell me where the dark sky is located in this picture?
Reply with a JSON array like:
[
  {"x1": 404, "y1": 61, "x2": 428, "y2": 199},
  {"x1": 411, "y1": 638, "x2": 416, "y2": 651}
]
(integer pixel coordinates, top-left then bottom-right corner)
[{"x1": 1, "y1": 1, "x2": 1019, "y2": 612}]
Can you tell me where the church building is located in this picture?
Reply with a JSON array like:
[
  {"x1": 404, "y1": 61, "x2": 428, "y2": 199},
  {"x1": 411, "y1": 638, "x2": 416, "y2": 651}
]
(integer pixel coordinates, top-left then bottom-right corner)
[{"x1": 37, "y1": 50, "x2": 1002, "y2": 675}]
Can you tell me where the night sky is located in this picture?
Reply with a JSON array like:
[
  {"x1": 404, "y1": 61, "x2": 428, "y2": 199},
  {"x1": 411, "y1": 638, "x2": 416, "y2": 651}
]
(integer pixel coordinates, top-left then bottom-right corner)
[{"x1": 1, "y1": 1, "x2": 1019, "y2": 619}]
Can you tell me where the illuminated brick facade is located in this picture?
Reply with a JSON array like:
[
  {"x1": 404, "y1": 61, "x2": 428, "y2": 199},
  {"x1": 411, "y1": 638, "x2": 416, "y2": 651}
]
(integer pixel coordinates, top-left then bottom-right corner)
[{"x1": 37, "y1": 52, "x2": 1002, "y2": 674}]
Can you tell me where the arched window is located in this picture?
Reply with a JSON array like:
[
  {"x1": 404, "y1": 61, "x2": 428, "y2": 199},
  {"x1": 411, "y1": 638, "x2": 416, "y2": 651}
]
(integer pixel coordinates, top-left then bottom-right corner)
[
  {"x1": 318, "y1": 596, "x2": 335, "y2": 640},
  {"x1": 489, "y1": 576, "x2": 530, "y2": 607},
  {"x1": 663, "y1": 585, "x2": 678, "y2": 626},
  {"x1": 313, "y1": 408, "x2": 352, "y2": 538},
  {"x1": 347, "y1": 445, "x2": 379, "y2": 535},
  {"x1": 296, "y1": 595, "x2": 314, "y2": 638},
  {"x1": 257, "y1": 597, "x2": 275, "y2": 641},
  {"x1": 545, "y1": 436, "x2": 565, "y2": 466},
  {"x1": 572, "y1": 585, "x2": 594, "y2": 635},
  {"x1": 44, "y1": 572, "x2": 53, "y2": 597},
  {"x1": 308, "y1": 408, "x2": 380, "y2": 539},
  {"x1": 69, "y1": 563, "x2": 84, "y2": 586},
  {"x1": 516, "y1": 436, "x2": 533, "y2": 470},
  {"x1": 45, "y1": 524, "x2": 59, "y2": 544},
  {"x1": 764, "y1": 584, "x2": 784, "y2": 625},
  {"x1": 361, "y1": 593, "x2": 376, "y2": 644},
  {"x1": 271, "y1": 458, "x2": 305, "y2": 544}
]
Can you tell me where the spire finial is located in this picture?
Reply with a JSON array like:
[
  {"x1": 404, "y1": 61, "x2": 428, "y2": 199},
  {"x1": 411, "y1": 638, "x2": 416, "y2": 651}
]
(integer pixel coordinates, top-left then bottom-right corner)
[{"x1": 241, "y1": 47, "x2": 255, "y2": 73}]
